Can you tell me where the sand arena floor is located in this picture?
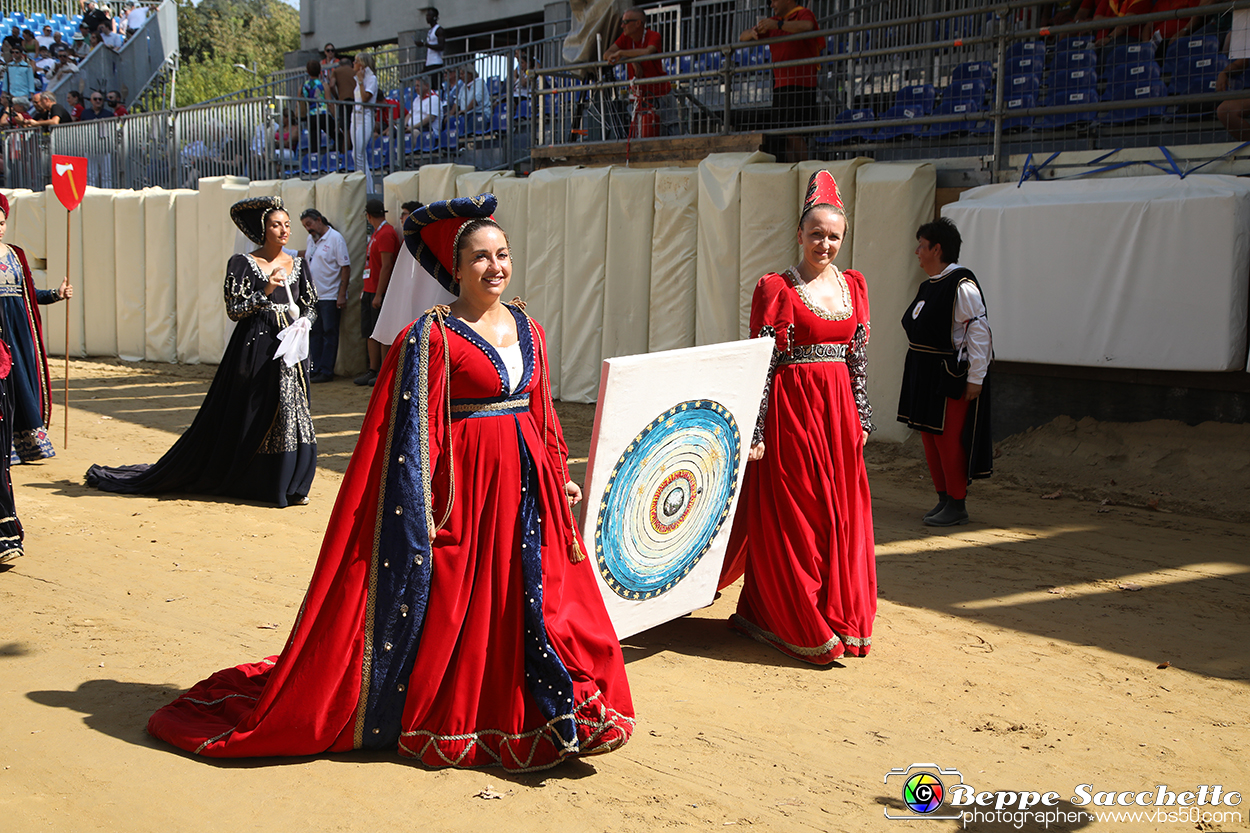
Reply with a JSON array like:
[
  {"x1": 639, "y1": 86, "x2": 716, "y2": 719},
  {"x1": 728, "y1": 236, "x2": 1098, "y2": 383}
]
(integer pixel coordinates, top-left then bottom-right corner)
[{"x1": 1, "y1": 359, "x2": 1247, "y2": 832}]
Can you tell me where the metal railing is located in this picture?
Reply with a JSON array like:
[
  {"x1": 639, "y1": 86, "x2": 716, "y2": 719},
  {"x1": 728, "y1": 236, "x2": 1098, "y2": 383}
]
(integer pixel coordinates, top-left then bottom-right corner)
[
  {"x1": 46, "y1": 0, "x2": 177, "y2": 109},
  {"x1": 3, "y1": 96, "x2": 407, "y2": 191},
  {"x1": 530, "y1": 0, "x2": 1250, "y2": 179}
]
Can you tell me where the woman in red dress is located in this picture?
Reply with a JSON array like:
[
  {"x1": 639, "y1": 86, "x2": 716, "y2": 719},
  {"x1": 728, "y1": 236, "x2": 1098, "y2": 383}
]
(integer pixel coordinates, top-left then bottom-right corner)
[
  {"x1": 147, "y1": 194, "x2": 634, "y2": 770},
  {"x1": 718, "y1": 171, "x2": 877, "y2": 664}
]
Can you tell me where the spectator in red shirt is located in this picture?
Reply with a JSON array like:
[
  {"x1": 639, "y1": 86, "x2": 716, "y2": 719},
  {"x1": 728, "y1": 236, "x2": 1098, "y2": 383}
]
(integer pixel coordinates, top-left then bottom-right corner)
[
  {"x1": 605, "y1": 8, "x2": 681, "y2": 135},
  {"x1": 66, "y1": 89, "x2": 84, "y2": 121},
  {"x1": 355, "y1": 198, "x2": 400, "y2": 386},
  {"x1": 741, "y1": 0, "x2": 822, "y2": 162},
  {"x1": 106, "y1": 90, "x2": 128, "y2": 116}
]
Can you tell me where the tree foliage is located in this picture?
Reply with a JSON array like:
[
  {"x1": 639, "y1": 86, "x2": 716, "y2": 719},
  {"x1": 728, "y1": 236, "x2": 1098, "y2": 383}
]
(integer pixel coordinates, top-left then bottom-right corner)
[{"x1": 174, "y1": 0, "x2": 300, "y2": 107}]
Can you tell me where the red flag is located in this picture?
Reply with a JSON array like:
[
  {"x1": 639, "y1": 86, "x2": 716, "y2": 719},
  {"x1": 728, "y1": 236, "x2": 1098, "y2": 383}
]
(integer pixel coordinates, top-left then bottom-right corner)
[{"x1": 50, "y1": 155, "x2": 88, "y2": 212}]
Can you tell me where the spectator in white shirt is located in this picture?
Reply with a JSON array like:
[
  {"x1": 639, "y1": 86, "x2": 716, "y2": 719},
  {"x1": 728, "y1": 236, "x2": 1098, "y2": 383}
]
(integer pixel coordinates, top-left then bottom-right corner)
[
  {"x1": 36, "y1": 25, "x2": 55, "y2": 49},
  {"x1": 298, "y1": 208, "x2": 351, "y2": 382},
  {"x1": 98, "y1": 23, "x2": 123, "y2": 51},
  {"x1": 126, "y1": 3, "x2": 148, "y2": 37},
  {"x1": 405, "y1": 75, "x2": 442, "y2": 138}
]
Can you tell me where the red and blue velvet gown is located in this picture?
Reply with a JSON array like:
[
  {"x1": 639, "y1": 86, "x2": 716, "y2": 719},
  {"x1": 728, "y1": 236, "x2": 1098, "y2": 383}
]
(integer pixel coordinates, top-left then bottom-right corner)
[
  {"x1": 147, "y1": 303, "x2": 634, "y2": 771},
  {"x1": 717, "y1": 269, "x2": 877, "y2": 663}
]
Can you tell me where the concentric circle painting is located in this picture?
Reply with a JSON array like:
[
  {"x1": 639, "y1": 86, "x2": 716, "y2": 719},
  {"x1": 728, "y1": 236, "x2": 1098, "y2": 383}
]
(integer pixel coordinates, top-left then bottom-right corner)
[{"x1": 595, "y1": 400, "x2": 741, "y2": 601}]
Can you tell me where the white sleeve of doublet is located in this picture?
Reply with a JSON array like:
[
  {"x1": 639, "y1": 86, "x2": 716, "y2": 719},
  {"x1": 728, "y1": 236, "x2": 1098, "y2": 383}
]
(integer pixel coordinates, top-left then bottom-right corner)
[{"x1": 952, "y1": 281, "x2": 992, "y2": 385}]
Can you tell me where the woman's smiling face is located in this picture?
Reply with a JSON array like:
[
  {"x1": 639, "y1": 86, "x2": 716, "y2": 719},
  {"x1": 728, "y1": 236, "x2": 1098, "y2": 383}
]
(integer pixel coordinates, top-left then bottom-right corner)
[{"x1": 455, "y1": 225, "x2": 511, "y2": 304}]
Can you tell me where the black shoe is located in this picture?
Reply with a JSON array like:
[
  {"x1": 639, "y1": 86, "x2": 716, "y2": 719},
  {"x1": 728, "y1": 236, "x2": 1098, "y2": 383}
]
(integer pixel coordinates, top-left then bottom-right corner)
[
  {"x1": 354, "y1": 370, "x2": 377, "y2": 386},
  {"x1": 923, "y1": 492, "x2": 949, "y2": 522},
  {"x1": 925, "y1": 500, "x2": 970, "y2": 527}
]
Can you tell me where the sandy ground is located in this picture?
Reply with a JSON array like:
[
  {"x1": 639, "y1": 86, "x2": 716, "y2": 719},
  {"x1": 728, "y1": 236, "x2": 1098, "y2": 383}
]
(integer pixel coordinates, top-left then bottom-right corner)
[{"x1": 2, "y1": 359, "x2": 1248, "y2": 833}]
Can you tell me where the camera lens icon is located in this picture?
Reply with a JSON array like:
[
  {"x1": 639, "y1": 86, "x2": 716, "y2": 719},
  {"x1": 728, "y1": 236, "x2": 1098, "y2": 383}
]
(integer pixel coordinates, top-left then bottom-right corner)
[{"x1": 903, "y1": 772, "x2": 945, "y2": 814}]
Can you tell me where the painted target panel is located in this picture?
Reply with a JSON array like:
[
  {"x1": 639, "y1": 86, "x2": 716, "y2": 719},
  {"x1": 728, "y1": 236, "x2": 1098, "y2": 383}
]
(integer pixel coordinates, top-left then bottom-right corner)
[{"x1": 596, "y1": 399, "x2": 741, "y2": 600}]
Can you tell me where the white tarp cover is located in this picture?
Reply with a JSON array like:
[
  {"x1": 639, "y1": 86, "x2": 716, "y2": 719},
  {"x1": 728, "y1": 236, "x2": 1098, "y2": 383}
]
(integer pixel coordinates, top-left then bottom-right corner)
[
  {"x1": 738, "y1": 163, "x2": 798, "y2": 340},
  {"x1": 174, "y1": 191, "x2": 200, "y2": 363},
  {"x1": 418, "y1": 163, "x2": 474, "y2": 204},
  {"x1": 560, "y1": 166, "x2": 611, "y2": 403},
  {"x1": 649, "y1": 168, "x2": 698, "y2": 353},
  {"x1": 580, "y1": 337, "x2": 772, "y2": 639},
  {"x1": 197, "y1": 176, "x2": 249, "y2": 364},
  {"x1": 490, "y1": 175, "x2": 529, "y2": 301},
  {"x1": 526, "y1": 167, "x2": 575, "y2": 399},
  {"x1": 113, "y1": 191, "x2": 146, "y2": 362},
  {"x1": 455, "y1": 170, "x2": 510, "y2": 199},
  {"x1": 316, "y1": 173, "x2": 367, "y2": 377},
  {"x1": 562, "y1": 0, "x2": 624, "y2": 66},
  {"x1": 3, "y1": 188, "x2": 45, "y2": 260},
  {"x1": 851, "y1": 162, "x2": 937, "y2": 443},
  {"x1": 281, "y1": 178, "x2": 318, "y2": 253},
  {"x1": 602, "y1": 167, "x2": 655, "y2": 363},
  {"x1": 382, "y1": 171, "x2": 419, "y2": 229},
  {"x1": 696, "y1": 152, "x2": 772, "y2": 346},
  {"x1": 82, "y1": 188, "x2": 118, "y2": 359},
  {"x1": 42, "y1": 189, "x2": 85, "y2": 357},
  {"x1": 144, "y1": 189, "x2": 178, "y2": 363},
  {"x1": 944, "y1": 175, "x2": 1250, "y2": 372}
]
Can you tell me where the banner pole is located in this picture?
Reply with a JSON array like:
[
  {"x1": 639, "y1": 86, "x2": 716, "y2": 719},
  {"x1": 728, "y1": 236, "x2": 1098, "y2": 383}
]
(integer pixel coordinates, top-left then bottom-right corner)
[{"x1": 64, "y1": 208, "x2": 69, "y2": 450}]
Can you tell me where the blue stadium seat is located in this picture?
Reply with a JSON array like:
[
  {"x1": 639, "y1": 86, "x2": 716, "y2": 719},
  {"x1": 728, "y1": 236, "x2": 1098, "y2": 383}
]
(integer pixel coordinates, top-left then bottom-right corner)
[
  {"x1": 1053, "y1": 36, "x2": 1095, "y2": 56},
  {"x1": 1052, "y1": 48, "x2": 1098, "y2": 73},
  {"x1": 325, "y1": 151, "x2": 346, "y2": 171},
  {"x1": 1163, "y1": 34, "x2": 1219, "y2": 78},
  {"x1": 1052, "y1": 67, "x2": 1099, "y2": 90},
  {"x1": 515, "y1": 97, "x2": 531, "y2": 119},
  {"x1": 1100, "y1": 79, "x2": 1166, "y2": 123},
  {"x1": 821, "y1": 107, "x2": 875, "y2": 142},
  {"x1": 972, "y1": 93, "x2": 1036, "y2": 134},
  {"x1": 1109, "y1": 42, "x2": 1155, "y2": 68},
  {"x1": 874, "y1": 84, "x2": 936, "y2": 140},
  {"x1": 946, "y1": 78, "x2": 987, "y2": 103},
  {"x1": 1007, "y1": 55, "x2": 1044, "y2": 80},
  {"x1": 418, "y1": 130, "x2": 439, "y2": 152},
  {"x1": 1169, "y1": 51, "x2": 1227, "y2": 117},
  {"x1": 1007, "y1": 40, "x2": 1045, "y2": 61},
  {"x1": 440, "y1": 127, "x2": 459, "y2": 152},
  {"x1": 919, "y1": 95, "x2": 982, "y2": 137},
  {"x1": 300, "y1": 153, "x2": 325, "y2": 175},
  {"x1": 1004, "y1": 72, "x2": 1041, "y2": 99},
  {"x1": 952, "y1": 61, "x2": 993, "y2": 84},
  {"x1": 1036, "y1": 87, "x2": 1099, "y2": 129},
  {"x1": 1109, "y1": 60, "x2": 1161, "y2": 87},
  {"x1": 487, "y1": 76, "x2": 502, "y2": 98}
]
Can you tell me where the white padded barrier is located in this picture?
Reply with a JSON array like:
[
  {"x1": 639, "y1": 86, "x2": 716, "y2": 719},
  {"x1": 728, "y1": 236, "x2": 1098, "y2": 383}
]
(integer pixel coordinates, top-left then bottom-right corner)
[
  {"x1": 851, "y1": 162, "x2": 937, "y2": 443},
  {"x1": 113, "y1": 190, "x2": 146, "y2": 362},
  {"x1": 560, "y1": 166, "x2": 611, "y2": 404},
  {"x1": 490, "y1": 175, "x2": 529, "y2": 301},
  {"x1": 174, "y1": 190, "x2": 200, "y2": 363},
  {"x1": 738, "y1": 162, "x2": 798, "y2": 340},
  {"x1": 696, "y1": 151, "x2": 772, "y2": 346},
  {"x1": 943, "y1": 175, "x2": 1250, "y2": 372},
  {"x1": 525, "y1": 167, "x2": 576, "y2": 399},
  {"x1": 602, "y1": 167, "x2": 655, "y2": 363},
  {"x1": 648, "y1": 168, "x2": 699, "y2": 353},
  {"x1": 143, "y1": 189, "x2": 178, "y2": 363}
]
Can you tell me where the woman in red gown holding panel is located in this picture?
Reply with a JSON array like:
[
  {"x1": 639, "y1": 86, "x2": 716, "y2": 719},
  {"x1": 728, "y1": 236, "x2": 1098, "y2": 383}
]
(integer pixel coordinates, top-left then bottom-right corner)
[
  {"x1": 718, "y1": 171, "x2": 877, "y2": 664},
  {"x1": 147, "y1": 194, "x2": 634, "y2": 771}
]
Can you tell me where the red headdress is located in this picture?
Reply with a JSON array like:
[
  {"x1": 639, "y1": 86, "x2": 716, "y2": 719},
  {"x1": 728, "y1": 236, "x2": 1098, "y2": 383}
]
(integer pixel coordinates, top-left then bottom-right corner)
[
  {"x1": 803, "y1": 170, "x2": 844, "y2": 212},
  {"x1": 0, "y1": 192, "x2": 10, "y2": 218}
]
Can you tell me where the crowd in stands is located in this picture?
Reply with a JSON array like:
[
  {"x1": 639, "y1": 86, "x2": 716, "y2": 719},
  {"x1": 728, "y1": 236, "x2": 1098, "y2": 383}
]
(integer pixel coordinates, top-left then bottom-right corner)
[{"x1": 0, "y1": 1, "x2": 148, "y2": 130}]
